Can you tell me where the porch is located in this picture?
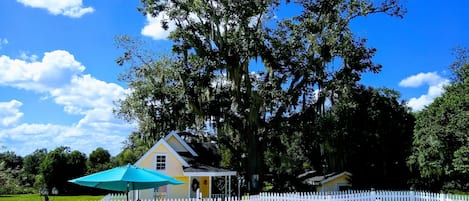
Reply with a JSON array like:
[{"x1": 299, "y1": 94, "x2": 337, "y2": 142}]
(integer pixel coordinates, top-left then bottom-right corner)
[{"x1": 184, "y1": 164, "x2": 237, "y2": 199}]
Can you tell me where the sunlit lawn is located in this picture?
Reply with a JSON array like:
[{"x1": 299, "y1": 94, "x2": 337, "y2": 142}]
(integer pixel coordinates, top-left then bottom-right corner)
[{"x1": 0, "y1": 194, "x2": 105, "y2": 201}]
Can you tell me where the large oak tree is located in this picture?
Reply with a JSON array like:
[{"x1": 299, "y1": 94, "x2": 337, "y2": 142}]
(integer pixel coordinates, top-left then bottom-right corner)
[{"x1": 117, "y1": 0, "x2": 406, "y2": 192}]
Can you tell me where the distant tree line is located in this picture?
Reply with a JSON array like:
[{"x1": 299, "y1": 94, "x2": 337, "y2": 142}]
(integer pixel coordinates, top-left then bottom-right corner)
[{"x1": 0, "y1": 146, "x2": 139, "y2": 195}]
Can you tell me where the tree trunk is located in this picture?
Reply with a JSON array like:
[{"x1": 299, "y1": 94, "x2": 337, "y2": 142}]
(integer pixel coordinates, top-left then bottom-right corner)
[{"x1": 247, "y1": 128, "x2": 262, "y2": 194}]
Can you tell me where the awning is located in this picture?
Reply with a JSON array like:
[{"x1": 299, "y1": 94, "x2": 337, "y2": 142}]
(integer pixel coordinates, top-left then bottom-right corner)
[{"x1": 183, "y1": 164, "x2": 236, "y2": 177}]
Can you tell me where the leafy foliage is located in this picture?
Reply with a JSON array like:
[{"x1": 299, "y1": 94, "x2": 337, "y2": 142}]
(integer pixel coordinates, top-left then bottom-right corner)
[
  {"x1": 87, "y1": 147, "x2": 112, "y2": 174},
  {"x1": 111, "y1": 148, "x2": 139, "y2": 166},
  {"x1": 39, "y1": 147, "x2": 88, "y2": 194},
  {"x1": 0, "y1": 147, "x2": 120, "y2": 195},
  {"x1": 22, "y1": 149, "x2": 47, "y2": 189},
  {"x1": 408, "y1": 48, "x2": 469, "y2": 192},
  {"x1": 23, "y1": 149, "x2": 47, "y2": 176},
  {"x1": 450, "y1": 47, "x2": 469, "y2": 82},
  {"x1": 0, "y1": 151, "x2": 23, "y2": 170},
  {"x1": 0, "y1": 153, "x2": 35, "y2": 194},
  {"x1": 325, "y1": 86, "x2": 414, "y2": 189}
]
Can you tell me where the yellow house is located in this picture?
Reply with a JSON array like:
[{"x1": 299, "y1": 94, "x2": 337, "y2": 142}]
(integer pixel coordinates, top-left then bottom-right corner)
[
  {"x1": 133, "y1": 132, "x2": 236, "y2": 199},
  {"x1": 302, "y1": 171, "x2": 352, "y2": 192}
]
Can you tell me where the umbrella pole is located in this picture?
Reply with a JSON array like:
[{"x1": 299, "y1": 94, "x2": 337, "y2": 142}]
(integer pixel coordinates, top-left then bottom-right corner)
[
  {"x1": 133, "y1": 183, "x2": 135, "y2": 201},
  {"x1": 127, "y1": 182, "x2": 130, "y2": 201}
]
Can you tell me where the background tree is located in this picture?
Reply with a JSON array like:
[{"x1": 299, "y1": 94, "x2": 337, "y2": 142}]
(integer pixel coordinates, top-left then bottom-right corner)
[
  {"x1": 450, "y1": 47, "x2": 469, "y2": 82},
  {"x1": 23, "y1": 148, "x2": 47, "y2": 188},
  {"x1": 23, "y1": 149, "x2": 47, "y2": 176},
  {"x1": 0, "y1": 151, "x2": 23, "y2": 170},
  {"x1": 324, "y1": 86, "x2": 414, "y2": 189},
  {"x1": 87, "y1": 147, "x2": 112, "y2": 174},
  {"x1": 111, "y1": 148, "x2": 139, "y2": 166},
  {"x1": 264, "y1": 86, "x2": 414, "y2": 191},
  {"x1": 118, "y1": 0, "x2": 405, "y2": 192},
  {"x1": 408, "y1": 47, "x2": 469, "y2": 192},
  {"x1": 115, "y1": 37, "x2": 195, "y2": 151},
  {"x1": 39, "y1": 147, "x2": 87, "y2": 194},
  {"x1": 0, "y1": 151, "x2": 35, "y2": 194}
]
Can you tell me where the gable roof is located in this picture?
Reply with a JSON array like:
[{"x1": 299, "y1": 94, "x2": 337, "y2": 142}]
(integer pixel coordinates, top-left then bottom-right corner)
[
  {"x1": 164, "y1": 131, "x2": 199, "y2": 157},
  {"x1": 135, "y1": 132, "x2": 237, "y2": 177},
  {"x1": 320, "y1": 171, "x2": 352, "y2": 184},
  {"x1": 301, "y1": 171, "x2": 352, "y2": 186},
  {"x1": 134, "y1": 138, "x2": 190, "y2": 167}
]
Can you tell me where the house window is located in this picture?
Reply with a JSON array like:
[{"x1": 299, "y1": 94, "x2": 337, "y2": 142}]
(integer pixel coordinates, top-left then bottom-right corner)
[{"x1": 155, "y1": 154, "x2": 166, "y2": 170}]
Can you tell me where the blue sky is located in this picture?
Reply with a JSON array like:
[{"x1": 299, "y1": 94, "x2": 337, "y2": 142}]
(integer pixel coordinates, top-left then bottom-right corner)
[{"x1": 0, "y1": 0, "x2": 468, "y2": 156}]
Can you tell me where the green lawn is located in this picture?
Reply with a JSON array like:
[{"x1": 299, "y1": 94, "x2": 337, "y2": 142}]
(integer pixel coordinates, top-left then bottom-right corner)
[{"x1": 0, "y1": 194, "x2": 105, "y2": 201}]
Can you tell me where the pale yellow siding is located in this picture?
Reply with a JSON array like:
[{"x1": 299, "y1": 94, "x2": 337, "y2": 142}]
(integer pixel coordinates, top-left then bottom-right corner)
[
  {"x1": 136, "y1": 143, "x2": 187, "y2": 198},
  {"x1": 199, "y1": 176, "x2": 209, "y2": 198},
  {"x1": 316, "y1": 174, "x2": 351, "y2": 192},
  {"x1": 138, "y1": 144, "x2": 185, "y2": 176}
]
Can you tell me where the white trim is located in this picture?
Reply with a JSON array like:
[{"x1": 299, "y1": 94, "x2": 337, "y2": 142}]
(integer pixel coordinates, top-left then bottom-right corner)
[
  {"x1": 184, "y1": 171, "x2": 237, "y2": 177},
  {"x1": 155, "y1": 153, "x2": 168, "y2": 171},
  {"x1": 164, "y1": 131, "x2": 199, "y2": 157},
  {"x1": 209, "y1": 176, "x2": 212, "y2": 199},
  {"x1": 135, "y1": 138, "x2": 190, "y2": 167},
  {"x1": 320, "y1": 171, "x2": 352, "y2": 185},
  {"x1": 187, "y1": 176, "x2": 191, "y2": 198},
  {"x1": 228, "y1": 176, "x2": 231, "y2": 197}
]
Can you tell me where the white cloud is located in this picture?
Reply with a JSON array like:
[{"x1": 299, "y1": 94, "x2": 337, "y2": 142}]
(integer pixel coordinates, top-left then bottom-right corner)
[
  {"x1": 0, "y1": 100, "x2": 24, "y2": 127},
  {"x1": 0, "y1": 50, "x2": 134, "y2": 156},
  {"x1": 50, "y1": 74, "x2": 127, "y2": 115},
  {"x1": 400, "y1": 72, "x2": 450, "y2": 111},
  {"x1": 0, "y1": 38, "x2": 7, "y2": 49},
  {"x1": 141, "y1": 14, "x2": 175, "y2": 40},
  {"x1": 0, "y1": 50, "x2": 85, "y2": 92},
  {"x1": 19, "y1": 51, "x2": 38, "y2": 62},
  {"x1": 17, "y1": 0, "x2": 94, "y2": 18},
  {"x1": 398, "y1": 72, "x2": 446, "y2": 88},
  {"x1": 0, "y1": 123, "x2": 128, "y2": 156}
]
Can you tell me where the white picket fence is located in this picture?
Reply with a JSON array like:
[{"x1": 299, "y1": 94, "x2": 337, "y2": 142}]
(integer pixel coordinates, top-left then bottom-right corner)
[
  {"x1": 99, "y1": 191, "x2": 469, "y2": 201},
  {"x1": 254, "y1": 191, "x2": 469, "y2": 201}
]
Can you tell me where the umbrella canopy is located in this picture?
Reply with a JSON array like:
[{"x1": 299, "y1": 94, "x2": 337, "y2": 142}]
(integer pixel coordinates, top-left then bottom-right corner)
[{"x1": 69, "y1": 164, "x2": 183, "y2": 192}]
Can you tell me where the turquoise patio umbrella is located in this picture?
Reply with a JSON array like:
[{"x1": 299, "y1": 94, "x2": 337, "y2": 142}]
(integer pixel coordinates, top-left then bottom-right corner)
[{"x1": 69, "y1": 164, "x2": 183, "y2": 200}]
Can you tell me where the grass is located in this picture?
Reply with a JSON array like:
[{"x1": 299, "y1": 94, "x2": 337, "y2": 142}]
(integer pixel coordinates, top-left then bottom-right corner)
[{"x1": 0, "y1": 194, "x2": 105, "y2": 201}]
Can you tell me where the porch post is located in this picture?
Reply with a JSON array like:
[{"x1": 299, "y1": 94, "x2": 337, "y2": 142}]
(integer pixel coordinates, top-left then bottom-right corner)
[
  {"x1": 228, "y1": 175, "x2": 231, "y2": 197},
  {"x1": 209, "y1": 176, "x2": 212, "y2": 199},
  {"x1": 188, "y1": 176, "x2": 191, "y2": 198},
  {"x1": 224, "y1": 176, "x2": 228, "y2": 197}
]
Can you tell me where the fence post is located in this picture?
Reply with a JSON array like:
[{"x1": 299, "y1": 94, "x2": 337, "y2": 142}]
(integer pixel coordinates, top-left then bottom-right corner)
[
  {"x1": 439, "y1": 191, "x2": 445, "y2": 201},
  {"x1": 410, "y1": 188, "x2": 415, "y2": 201},
  {"x1": 327, "y1": 192, "x2": 334, "y2": 201},
  {"x1": 371, "y1": 188, "x2": 376, "y2": 201}
]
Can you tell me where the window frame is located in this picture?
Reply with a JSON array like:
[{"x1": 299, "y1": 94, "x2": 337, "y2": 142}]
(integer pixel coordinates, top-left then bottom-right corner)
[{"x1": 155, "y1": 153, "x2": 167, "y2": 171}]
